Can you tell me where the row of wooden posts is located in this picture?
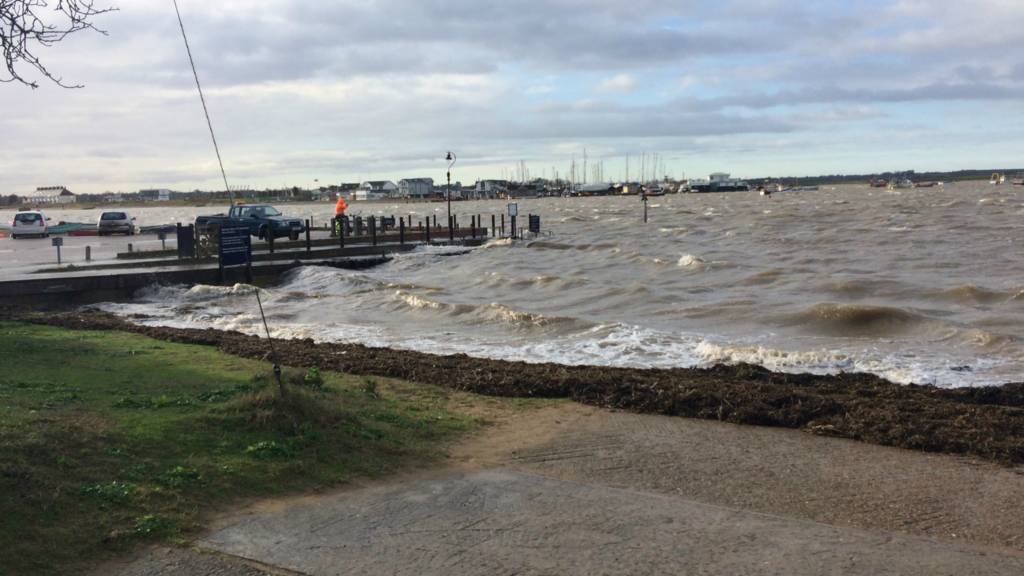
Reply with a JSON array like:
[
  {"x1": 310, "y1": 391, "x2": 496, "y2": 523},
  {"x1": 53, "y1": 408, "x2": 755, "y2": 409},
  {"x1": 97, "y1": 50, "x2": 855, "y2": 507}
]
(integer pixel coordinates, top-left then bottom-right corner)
[{"x1": 263, "y1": 212, "x2": 526, "y2": 254}]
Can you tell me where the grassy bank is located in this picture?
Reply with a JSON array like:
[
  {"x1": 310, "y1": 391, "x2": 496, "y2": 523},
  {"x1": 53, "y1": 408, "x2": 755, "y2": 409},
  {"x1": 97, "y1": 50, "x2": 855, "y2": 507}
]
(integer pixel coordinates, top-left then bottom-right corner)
[
  {"x1": 0, "y1": 321, "x2": 492, "y2": 575},
  {"x1": 26, "y1": 311, "x2": 1024, "y2": 466}
]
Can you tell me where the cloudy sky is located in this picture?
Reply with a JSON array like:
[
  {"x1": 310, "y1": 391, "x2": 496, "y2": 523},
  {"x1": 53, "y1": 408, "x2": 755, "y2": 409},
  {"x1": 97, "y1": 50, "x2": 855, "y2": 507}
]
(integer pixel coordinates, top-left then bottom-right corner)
[{"x1": 2, "y1": 0, "x2": 1023, "y2": 193}]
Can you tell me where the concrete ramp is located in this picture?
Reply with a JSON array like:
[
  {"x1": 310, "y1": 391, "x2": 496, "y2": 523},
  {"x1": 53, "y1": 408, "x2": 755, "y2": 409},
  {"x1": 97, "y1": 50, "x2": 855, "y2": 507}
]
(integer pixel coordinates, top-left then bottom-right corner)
[{"x1": 201, "y1": 470, "x2": 1024, "y2": 576}]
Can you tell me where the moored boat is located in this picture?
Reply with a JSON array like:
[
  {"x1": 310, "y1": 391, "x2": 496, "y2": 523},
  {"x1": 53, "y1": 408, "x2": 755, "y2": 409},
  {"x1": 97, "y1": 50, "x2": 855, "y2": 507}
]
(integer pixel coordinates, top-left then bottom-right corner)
[
  {"x1": 689, "y1": 172, "x2": 750, "y2": 193},
  {"x1": 887, "y1": 177, "x2": 914, "y2": 190}
]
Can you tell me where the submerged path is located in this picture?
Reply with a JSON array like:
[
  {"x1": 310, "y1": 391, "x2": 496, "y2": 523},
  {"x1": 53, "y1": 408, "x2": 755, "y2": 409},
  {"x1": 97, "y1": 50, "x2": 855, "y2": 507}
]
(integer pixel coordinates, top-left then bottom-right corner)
[{"x1": 105, "y1": 404, "x2": 1024, "y2": 575}]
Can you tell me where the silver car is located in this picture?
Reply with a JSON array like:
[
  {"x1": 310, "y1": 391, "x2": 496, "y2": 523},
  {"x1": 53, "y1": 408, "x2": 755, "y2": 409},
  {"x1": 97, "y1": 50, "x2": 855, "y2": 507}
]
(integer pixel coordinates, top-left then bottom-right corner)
[{"x1": 97, "y1": 211, "x2": 135, "y2": 236}]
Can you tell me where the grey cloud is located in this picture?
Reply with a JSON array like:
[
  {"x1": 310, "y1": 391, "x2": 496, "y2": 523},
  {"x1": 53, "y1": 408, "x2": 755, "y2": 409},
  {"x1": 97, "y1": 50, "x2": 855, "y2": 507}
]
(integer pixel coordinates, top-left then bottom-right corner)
[{"x1": 692, "y1": 82, "x2": 1024, "y2": 111}]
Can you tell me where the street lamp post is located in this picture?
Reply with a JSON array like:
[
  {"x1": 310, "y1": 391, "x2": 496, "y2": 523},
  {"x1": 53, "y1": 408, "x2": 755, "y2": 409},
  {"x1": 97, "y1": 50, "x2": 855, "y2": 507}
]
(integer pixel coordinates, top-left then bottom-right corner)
[{"x1": 446, "y1": 151, "x2": 456, "y2": 242}]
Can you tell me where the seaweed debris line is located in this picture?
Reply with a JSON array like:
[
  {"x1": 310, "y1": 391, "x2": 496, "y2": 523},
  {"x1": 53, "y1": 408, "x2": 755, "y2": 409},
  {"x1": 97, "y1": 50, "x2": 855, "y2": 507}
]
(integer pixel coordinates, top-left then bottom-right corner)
[{"x1": 22, "y1": 309, "x2": 1024, "y2": 465}]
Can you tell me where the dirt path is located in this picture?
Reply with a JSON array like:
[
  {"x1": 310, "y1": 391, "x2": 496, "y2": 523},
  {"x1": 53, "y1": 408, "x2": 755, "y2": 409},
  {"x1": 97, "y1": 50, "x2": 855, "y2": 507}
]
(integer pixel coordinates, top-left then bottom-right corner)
[{"x1": 103, "y1": 402, "x2": 1024, "y2": 575}]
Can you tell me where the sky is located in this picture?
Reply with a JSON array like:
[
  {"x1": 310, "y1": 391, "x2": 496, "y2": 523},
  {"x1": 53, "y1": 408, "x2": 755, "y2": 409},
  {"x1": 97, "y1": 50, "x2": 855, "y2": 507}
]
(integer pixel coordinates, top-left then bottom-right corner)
[{"x1": 2, "y1": 0, "x2": 1024, "y2": 194}]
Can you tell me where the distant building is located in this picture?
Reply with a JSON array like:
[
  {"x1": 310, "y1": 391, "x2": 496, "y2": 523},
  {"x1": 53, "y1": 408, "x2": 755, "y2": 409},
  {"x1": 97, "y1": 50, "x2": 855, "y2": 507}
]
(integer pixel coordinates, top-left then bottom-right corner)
[
  {"x1": 22, "y1": 186, "x2": 76, "y2": 204},
  {"x1": 474, "y1": 180, "x2": 509, "y2": 199},
  {"x1": 138, "y1": 188, "x2": 175, "y2": 201},
  {"x1": 398, "y1": 178, "x2": 435, "y2": 198},
  {"x1": 355, "y1": 181, "x2": 398, "y2": 201}
]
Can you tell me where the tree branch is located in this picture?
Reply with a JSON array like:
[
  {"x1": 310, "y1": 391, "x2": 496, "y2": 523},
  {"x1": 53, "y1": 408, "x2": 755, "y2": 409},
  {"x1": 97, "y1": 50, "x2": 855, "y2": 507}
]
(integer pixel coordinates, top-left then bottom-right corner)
[{"x1": 1, "y1": 0, "x2": 116, "y2": 88}]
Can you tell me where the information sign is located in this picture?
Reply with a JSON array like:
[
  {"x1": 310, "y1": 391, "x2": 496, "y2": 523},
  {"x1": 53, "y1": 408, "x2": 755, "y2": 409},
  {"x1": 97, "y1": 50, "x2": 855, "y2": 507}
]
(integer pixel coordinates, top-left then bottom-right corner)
[{"x1": 219, "y1": 226, "x2": 251, "y2": 268}]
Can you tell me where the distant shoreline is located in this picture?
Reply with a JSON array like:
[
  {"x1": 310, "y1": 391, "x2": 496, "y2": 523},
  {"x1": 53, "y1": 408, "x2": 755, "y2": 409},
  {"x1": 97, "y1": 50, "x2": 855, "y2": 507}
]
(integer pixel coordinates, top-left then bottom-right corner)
[{"x1": 2, "y1": 178, "x2": 1011, "y2": 212}]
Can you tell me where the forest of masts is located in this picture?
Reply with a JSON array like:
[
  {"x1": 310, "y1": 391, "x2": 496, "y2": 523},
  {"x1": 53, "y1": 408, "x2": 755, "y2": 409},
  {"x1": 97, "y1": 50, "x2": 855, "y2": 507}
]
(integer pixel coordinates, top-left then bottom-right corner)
[{"x1": 498, "y1": 151, "x2": 677, "y2": 187}]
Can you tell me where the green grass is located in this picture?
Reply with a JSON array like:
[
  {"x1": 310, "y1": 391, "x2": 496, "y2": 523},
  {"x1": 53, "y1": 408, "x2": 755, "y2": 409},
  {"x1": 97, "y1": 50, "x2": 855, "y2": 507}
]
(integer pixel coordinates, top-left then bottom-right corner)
[{"x1": 0, "y1": 321, "x2": 485, "y2": 575}]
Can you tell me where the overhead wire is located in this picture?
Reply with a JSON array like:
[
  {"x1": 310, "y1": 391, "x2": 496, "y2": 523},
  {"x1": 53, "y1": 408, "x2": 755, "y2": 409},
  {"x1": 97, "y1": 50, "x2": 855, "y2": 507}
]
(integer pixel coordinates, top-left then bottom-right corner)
[
  {"x1": 170, "y1": 0, "x2": 283, "y2": 391},
  {"x1": 171, "y1": 0, "x2": 233, "y2": 205}
]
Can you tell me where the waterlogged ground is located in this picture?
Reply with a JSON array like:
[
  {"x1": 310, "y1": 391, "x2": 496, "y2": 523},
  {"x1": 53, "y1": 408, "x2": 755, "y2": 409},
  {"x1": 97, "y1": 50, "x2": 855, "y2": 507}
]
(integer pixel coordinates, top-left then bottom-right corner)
[{"x1": 84, "y1": 182, "x2": 1024, "y2": 387}]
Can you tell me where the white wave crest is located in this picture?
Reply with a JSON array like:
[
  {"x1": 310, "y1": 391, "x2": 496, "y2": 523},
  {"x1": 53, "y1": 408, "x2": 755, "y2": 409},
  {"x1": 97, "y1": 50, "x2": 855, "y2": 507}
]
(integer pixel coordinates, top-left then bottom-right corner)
[{"x1": 677, "y1": 254, "x2": 706, "y2": 269}]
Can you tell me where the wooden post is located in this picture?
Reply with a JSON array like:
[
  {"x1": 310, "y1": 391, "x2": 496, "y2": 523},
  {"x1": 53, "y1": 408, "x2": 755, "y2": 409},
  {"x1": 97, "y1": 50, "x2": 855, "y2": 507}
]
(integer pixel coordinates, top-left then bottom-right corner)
[
  {"x1": 305, "y1": 219, "x2": 311, "y2": 253},
  {"x1": 511, "y1": 215, "x2": 517, "y2": 239},
  {"x1": 471, "y1": 215, "x2": 476, "y2": 238},
  {"x1": 85, "y1": 246, "x2": 91, "y2": 262},
  {"x1": 501, "y1": 214, "x2": 505, "y2": 236},
  {"x1": 491, "y1": 214, "x2": 496, "y2": 238},
  {"x1": 399, "y1": 217, "x2": 405, "y2": 245},
  {"x1": 370, "y1": 216, "x2": 377, "y2": 246},
  {"x1": 267, "y1": 230, "x2": 274, "y2": 254},
  {"x1": 425, "y1": 220, "x2": 431, "y2": 243}
]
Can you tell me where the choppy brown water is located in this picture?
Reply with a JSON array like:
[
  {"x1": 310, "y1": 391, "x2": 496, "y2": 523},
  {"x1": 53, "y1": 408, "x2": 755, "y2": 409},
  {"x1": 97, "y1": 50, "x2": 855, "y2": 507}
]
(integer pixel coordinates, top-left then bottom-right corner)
[{"x1": 54, "y1": 181, "x2": 1024, "y2": 387}]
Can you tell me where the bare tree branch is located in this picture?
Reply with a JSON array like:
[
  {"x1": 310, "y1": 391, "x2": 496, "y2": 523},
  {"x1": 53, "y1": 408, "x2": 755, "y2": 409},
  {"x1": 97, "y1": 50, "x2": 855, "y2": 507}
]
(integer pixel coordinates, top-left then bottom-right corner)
[{"x1": 1, "y1": 0, "x2": 116, "y2": 89}]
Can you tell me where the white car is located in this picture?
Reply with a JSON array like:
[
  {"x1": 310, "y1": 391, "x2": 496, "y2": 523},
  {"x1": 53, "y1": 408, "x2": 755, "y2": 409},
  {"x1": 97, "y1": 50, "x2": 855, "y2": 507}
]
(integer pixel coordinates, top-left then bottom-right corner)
[{"x1": 11, "y1": 211, "x2": 50, "y2": 239}]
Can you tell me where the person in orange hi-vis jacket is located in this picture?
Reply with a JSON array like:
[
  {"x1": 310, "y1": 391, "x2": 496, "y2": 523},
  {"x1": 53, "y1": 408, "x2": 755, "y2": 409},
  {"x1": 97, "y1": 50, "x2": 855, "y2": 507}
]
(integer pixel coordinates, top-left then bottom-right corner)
[{"x1": 334, "y1": 195, "x2": 347, "y2": 236}]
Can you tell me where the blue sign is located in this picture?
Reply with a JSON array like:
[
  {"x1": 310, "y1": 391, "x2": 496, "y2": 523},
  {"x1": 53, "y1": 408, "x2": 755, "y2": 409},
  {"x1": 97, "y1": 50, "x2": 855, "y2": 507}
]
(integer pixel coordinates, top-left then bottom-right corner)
[{"x1": 219, "y1": 226, "x2": 251, "y2": 268}]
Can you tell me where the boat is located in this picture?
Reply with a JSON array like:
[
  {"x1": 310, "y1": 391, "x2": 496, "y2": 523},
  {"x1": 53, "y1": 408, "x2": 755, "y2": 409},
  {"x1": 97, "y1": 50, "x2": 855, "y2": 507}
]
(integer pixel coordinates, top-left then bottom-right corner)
[
  {"x1": 990, "y1": 173, "x2": 1006, "y2": 185},
  {"x1": 47, "y1": 222, "x2": 97, "y2": 235},
  {"x1": 689, "y1": 172, "x2": 750, "y2": 193},
  {"x1": 643, "y1": 184, "x2": 666, "y2": 197},
  {"x1": 887, "y1": 178, "x2": 914, "y2": 190}
]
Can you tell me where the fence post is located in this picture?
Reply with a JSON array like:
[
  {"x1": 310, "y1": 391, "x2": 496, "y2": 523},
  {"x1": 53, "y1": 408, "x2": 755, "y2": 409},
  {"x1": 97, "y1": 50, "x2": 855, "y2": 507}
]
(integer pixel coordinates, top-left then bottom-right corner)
[
  {"x1": 370, "y1": 216, "x2": 377, "y2": 246},
  {"x1": 491, "y1": 214, "x2": 496, "y2": 238},
  {"x1": 399, "y1": 217, "x2": 405, "y2": 246},
  {"x1": 305, "y1": 219, "x2": 311, "y2": 253},
  {"x1": 471, "y1": 215, "x2": 476, "y2": 238},
  {"x1": 501, "y1": 214, "x2": 505, "y2": 236},
  {"x1": 425, "y1": 220, "x2": 431, "y2": 243}
]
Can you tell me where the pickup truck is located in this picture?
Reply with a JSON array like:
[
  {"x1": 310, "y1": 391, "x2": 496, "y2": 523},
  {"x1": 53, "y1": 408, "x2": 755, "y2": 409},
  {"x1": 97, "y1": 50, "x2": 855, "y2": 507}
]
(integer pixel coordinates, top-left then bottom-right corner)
[{"x1": 195, "y1": 204, "x2": 305, "y2": 241}]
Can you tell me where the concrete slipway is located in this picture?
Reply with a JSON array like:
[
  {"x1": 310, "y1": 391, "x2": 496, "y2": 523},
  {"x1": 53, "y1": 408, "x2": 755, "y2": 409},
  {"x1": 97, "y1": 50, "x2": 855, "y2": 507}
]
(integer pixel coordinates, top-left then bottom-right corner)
[{"x1": 105, "y1": 405, "x2": 1024, "y2": 576}]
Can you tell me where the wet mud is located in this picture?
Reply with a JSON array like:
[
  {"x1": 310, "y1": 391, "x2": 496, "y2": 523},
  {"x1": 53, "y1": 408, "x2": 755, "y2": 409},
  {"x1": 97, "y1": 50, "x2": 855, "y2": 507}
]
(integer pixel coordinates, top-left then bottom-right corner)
[{"x1": 17, "y1": 309, "x2": 1024, "y2": 465}]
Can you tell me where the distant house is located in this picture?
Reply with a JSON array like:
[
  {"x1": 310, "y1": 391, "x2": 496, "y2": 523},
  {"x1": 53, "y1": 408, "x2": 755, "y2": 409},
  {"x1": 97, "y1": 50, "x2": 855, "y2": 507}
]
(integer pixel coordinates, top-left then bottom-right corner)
[
  {"x1": 398, "y1": 178, "x2": 435, "y2": 199},
  {"x1": 22, "y1": 186, "x2": 76, "y2": 205},
  {"x1": 138, "y1": 188, "x2": 175, "y2": 201},
  {"x1": 355, "y1": 181, "x2": 398, "y2": 201}
]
